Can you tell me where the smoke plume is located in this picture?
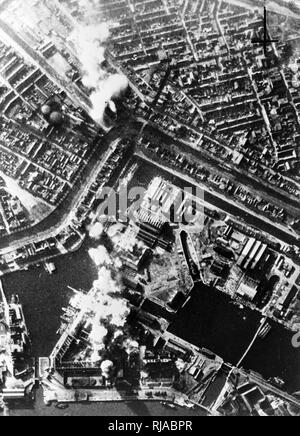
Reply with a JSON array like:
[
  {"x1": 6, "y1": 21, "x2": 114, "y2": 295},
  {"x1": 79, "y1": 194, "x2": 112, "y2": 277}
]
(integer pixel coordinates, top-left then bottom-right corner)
[
  {"x1": 87, "y1": 222, "x2": 104, "y2": 240},
  {"x1": 84, "y1": 255, "x2": 130, "y2": 363},
  {"x1": 66, "y1": 220, "x2": 146, "y2": 364},
  {"x1": 90, "y1": 73, "x2": 129, "y2": 123},
  {"x1": 107, "y1": 223, "x2": 145, "y2": 253},
  {"x1": 70, "y1": 22, "x2": 128, "y2": 124},
  {"x1": 79, "y1": 221, "x2": 143, "y2": 363}
]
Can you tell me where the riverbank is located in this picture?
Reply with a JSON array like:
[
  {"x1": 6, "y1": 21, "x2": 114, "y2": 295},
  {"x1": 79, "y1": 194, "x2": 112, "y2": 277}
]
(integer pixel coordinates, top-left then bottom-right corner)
[
  {"x1": 2, "y1": 237, "x2": 98, "y2": 357},
  {"x1": 2, "y1": 158, "x2": 299, "y2": 415},
  {"x1": 0, "y1": 388, "x2": 206, "y2": 417}
]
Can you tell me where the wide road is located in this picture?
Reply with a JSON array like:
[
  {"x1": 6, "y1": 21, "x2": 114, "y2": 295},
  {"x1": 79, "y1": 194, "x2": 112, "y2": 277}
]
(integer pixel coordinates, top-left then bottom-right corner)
[
  {"x1": 238, "y1": 368, "x2": 300, "y2": 407},
  {"x1": 142, "y1": 121, "x2": 300, "y2": 216},
  {"x1": 135, "y1": 152, "x2": 300, "y2": 249}
]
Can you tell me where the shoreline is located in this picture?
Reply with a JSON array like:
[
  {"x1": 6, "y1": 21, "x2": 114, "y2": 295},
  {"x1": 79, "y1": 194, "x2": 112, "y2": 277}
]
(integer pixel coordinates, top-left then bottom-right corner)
[{"x1": 1, "y1": 388, "x2": 207, "y2": 417}]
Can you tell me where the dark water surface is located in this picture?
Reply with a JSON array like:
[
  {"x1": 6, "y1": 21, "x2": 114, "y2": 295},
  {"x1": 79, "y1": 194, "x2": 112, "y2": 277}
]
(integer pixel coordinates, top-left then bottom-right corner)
[
  {"x1": 170, "y1": 285, "x2": 300, "y2": 393},
  {"x1": 1, "y1": 162, "x2": 299, "y2": 416},
  {"x1": 2, "y1": 238, "x2": 98, "y2": 357},
  {"x1": 3, "y1": 390, "x2": 206, "y2": 417}
]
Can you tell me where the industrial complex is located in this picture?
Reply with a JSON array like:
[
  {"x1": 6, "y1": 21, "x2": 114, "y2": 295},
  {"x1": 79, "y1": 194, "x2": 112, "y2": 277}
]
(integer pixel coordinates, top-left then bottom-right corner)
[{"x1": 0, "y1": 0, "x2": 299, "y2": 417}]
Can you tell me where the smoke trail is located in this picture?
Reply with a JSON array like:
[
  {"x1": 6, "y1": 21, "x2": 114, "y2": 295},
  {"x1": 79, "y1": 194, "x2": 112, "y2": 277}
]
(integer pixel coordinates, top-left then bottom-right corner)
[
  {"x1": 89, "y1": 245, "x2": 112, "y2": 267},
  {"x1": 81, "y1": 221, "x2": 144, "y2": 363},
  {"x1": 84, "y1": 225, "x2": 129, "y2": 362},
  {"x1": 81, "y1": 258, "x2": 130, "y2": 363},
  {"x1": 70, "y1": 23, "x2": 109, "y2": 88},
  {"x1": 89, "y1": 74, "x2": 129, "y2": 123},
  {"x1": 70, "y1": 21, "x2": 128, "y2": 124},
  {"x1": 75, "y1": 0, "x2": 103, "y2": 23}
]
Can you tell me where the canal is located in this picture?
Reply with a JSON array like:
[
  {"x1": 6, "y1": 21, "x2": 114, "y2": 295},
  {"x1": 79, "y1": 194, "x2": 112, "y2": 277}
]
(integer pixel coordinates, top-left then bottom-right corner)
[
  {"x1": 130, "y1": 162, "x2": 300, "y2": 393},
  {"x1": 1, "y1": 159, "x2": 299, "y2": 415},
  {"x1": 133, "y1": 156, "x2": 300, "y2": 248}
]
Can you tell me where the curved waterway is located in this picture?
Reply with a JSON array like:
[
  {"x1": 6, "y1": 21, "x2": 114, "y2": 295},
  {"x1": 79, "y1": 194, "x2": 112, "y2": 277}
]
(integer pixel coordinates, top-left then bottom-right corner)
[{"x1": 1, "y1": 162, "x2": 300, "y2": 415}]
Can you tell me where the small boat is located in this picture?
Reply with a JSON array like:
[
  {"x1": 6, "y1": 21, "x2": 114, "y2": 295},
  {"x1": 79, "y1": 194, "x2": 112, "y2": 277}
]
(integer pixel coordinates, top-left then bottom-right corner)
[
  {"x1": 56, "y1": 403, "x2": 69, "y2": 410},
  {"x1": 269, "y1": 377, "x2": 285, "y2": 388},
  {"x1": 11, "y1": 294, "x2": 19, "y2": 304},
  {"x1": 44, "y1": 262, "x2": 56, "y2": 275},
  {"x1": 161, "y1": 401, "x2": 177, "y2": 410}
]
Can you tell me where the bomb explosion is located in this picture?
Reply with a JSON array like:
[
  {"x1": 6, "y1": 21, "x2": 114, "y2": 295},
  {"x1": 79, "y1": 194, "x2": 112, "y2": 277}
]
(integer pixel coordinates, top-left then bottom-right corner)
[
  {"x1": 57, "y1": 221, "x2": 143, "y2": 373},
  {"x1": 60, "y1": 10, "x2": 133, "y2": 363},
  {"x1": 1, "y1": 0, "x2": 300, "y2": 418},
  {"x1": 70, "y1": 22, "x2": 128, "y2": 124},
  {"x1": 45, "y1": 4, "x2": 138, "y2": 382}
]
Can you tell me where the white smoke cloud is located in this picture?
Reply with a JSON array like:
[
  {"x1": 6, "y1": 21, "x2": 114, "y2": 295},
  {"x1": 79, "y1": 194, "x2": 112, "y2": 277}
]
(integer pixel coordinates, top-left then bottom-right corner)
[
  {"x1": 176, "y1": 358, "x2": 187, "y2": 373},
  {"x1": 123, "y1": 339, "x2": 140, "y2": 355},
  {"x1": 82, "y1": 245, "x2": 130, "y2": 363},
  {"x1": 89, "y1": 246, "x2": 112, "y2": 267},
  {"x1": 89, "y1": 221, "x2": 145, "y2": 254},
  {"x1": 89, "y1": 323, "x2": 108, "y2": 362},
  {"x1": 107, "y1": 223, "x2": 145, "y2": 253},
  {"x1": 75, "y1": 0, "x2": 103, "y2": 24},
  {"x1": 87, "y1": 222, "x2": 104, "y2": 240},
  {"x1": 89, "y1": 74, "x2": 129, "y2": 123},
  {"x1": 70, "y1": 23, "x2": 109, "y2": 86},
  {"x1": 101, "y1": 359, "x2": 115, "y2": 378},
  {"x1": 76, "y1": 0, "x2": 97, "y2": 10},
  {"x1": 114, "y1": 329, "x2": 124, "y2": 340},
  {"x1": 106, "y1": 223, "x2": 124, "y2": 239},
  {"x1": 76, "y1": 221, "x2": 143, "y2": 363},
  {"x1": 70, "y1": 21, "x2": 128, "y2": 124}
]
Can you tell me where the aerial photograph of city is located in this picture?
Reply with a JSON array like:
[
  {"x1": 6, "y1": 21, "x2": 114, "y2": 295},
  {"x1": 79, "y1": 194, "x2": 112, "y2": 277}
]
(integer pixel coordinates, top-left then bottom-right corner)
[{"x1": 0, "y1": 0, "x2": 299, "y2": 420}]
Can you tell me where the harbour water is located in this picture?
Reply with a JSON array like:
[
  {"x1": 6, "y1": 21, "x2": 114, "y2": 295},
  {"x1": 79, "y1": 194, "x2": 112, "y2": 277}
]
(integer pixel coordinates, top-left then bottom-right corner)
[
  {"x1": 1, "y1": 233, "x2": 300, "y2": 416},
  {"x1": 170, "y1": 286, "x2": 300, "y2": 394},
  {"x1": 5, "y1": 390, "x2": 205, "y2": 417},
  {"x1": 1, "y1": 161, "x2": 299, "y2": 415},
  {"x1": 0, "y1": 238, "x2": 203, "y2": 416},
  {"x1": 130, "y1": 161, "x2": 300, "y2": 392},
  {"x1": 2, "y1": 238, "x2": 98, "y2": 357}
]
